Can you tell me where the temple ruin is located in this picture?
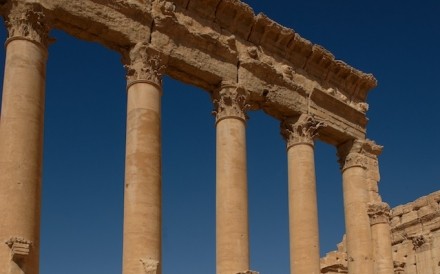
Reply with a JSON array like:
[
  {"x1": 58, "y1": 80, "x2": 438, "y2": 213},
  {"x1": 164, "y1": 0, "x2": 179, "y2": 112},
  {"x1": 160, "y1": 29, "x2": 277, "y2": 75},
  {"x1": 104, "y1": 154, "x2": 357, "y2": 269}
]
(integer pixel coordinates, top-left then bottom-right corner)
[{"x1": 0, "y1": 1, "x2": 438, "y2": 274}]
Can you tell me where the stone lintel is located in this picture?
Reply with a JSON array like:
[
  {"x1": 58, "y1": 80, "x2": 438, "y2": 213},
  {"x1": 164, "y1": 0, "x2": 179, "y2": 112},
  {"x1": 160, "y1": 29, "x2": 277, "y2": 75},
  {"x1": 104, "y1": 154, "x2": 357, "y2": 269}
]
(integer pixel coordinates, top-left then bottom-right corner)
[
  {"x1": 38, "y1": 0, "x2": 151, "y2": 52},
  {"x1": 2, "y1": 0, "x2": 376, "y2": 143}
]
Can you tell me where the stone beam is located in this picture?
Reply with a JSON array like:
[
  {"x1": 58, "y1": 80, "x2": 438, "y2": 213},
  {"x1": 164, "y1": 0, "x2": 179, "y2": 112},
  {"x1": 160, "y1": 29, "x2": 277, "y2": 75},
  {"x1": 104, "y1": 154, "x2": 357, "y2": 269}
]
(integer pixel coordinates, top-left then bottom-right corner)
[
  {"x1": 38, "y1": 0, "x2": 151, "y2": 52},
  {"x1": 0, "y1": 0, "x2": 378, "y2": 144}
]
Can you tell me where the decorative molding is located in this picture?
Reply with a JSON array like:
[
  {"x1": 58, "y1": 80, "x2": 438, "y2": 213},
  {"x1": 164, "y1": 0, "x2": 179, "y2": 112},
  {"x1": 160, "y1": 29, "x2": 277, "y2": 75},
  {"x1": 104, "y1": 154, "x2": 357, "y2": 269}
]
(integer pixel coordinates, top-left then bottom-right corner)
[
  {"x1": 212, "y1": 82, "x2": 250, "y2": 123},
  {"x1": 4, "y1": 2, "x2": 50, "y2": 47},
  {"x1": 5, "y1": 237, "x2": 32, "y2": 261},
  {"x1": 281, "y1": 114, "x2": 325, "y2": 148},
  {"x1": 368, "y1": 202, "x2": 391, "y2": 225},
  {"x1": 124, "y1": 42, "x2": 167, "y2": 88},
  {"x1": 236, "y1": 271, "x2": 259, "y2": 274},
  {"x1": 140, "y1": 258, "x2": 159, "y2": 274}
]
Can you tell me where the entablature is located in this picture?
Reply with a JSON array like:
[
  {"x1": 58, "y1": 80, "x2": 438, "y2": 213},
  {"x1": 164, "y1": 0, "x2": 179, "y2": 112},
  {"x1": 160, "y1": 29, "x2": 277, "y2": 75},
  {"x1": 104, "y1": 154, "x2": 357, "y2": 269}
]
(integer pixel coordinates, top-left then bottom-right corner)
[{"x1": 0, "y1": 0, "x2": 378, "y2": 144}]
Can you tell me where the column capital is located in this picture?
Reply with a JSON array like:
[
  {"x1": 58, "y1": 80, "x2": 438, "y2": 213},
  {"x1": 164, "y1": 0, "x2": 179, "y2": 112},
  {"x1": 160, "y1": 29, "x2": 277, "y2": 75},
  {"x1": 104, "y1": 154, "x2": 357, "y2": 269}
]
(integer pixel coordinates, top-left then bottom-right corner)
[
  {"x1": 337, "y1": 139, "x2": 383, "y2": 171},
  {"x1": 140, "y1": 258, "x2": 159, "y2": 274},
  {"x1": 367, "y1": 202, "x2": 391, "y2": 225},
  {"x1": 212, "y1": 81, "x2": 250, "y2": 124},
  {"x1": 123, "y1": 42, "x2": 167, "y2": 89},
  {"x1": 5, "y1": 236, "x2": 32, "y2": 261},
  {"x1": 4, "y1": 2, "x2": 50, "y2": 48},
  {"x1": 280, "y1": 114, "x2": 324, "y2": 149}
]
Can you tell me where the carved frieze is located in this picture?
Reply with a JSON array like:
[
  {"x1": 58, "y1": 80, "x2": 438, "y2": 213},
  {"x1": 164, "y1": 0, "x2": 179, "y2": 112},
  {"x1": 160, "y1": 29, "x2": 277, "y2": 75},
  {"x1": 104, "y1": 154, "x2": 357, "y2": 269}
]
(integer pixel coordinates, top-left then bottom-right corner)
[
  {"x1": 124, "y1": 42, "x2": 167, "y2": 88},
  {"x1": 281, "y1": 114, "x2": 325, "y2": 148},
  {"x1": 4, "y1": 2, "x2": 50, "y2": 47},
  {"x1": 212, "y1": 82, "x2": 250, "y2": 123},
  {"x1": 140, "y1": 258, "x2": 159, "y2": 274},
  {"x1": 368, "y1": 202, "x2": 391, "y2": 225},
  {"x1": 5, "y1": 237, "x2": 32, "y2": 261}
]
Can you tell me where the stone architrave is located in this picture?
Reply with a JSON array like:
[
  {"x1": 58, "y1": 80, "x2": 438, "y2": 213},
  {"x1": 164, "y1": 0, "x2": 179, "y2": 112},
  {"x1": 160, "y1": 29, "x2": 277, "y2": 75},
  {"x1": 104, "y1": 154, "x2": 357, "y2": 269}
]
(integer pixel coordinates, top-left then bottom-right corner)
[
  {"x1": 0, "y1": 4, "x2": 49, "y2": 274},
  {"x1": 213, "y1": 82, "x2": 250, "y2": 274},
  {"x1": 122, "y1": 42, "x2": 166, "y2": 274},
  {"x1": 368, "y1": 202, "x2": 394, "y2": 274},
  {"x1": 281, "y1": 114, "x2": 323, "y2": 274},
  {"x1": 338, "y1": 139, "x2": 382, "y2": 274}
]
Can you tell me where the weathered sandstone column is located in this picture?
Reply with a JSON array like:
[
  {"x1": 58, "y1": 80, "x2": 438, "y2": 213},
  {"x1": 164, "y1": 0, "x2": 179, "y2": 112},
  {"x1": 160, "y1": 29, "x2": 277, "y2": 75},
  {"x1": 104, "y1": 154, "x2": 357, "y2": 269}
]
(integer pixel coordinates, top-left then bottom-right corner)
[
  {"x1": 338, "y1": 139, "x2": 382, "y2": 274},
  {"x1": 122, "y1": 43, "x2": 165, "y2": 274},
  {"x1": 0, "y1": 5, "x2": 49, "y2": 274},
  {"x1": 368, "y1": 202, "x2": 394, "y2": 274},
  {"x1": 213, "y1": 83, "x2": 250, "y2": 274},
  {"x1": 281, "y1": 114, "x2": 323, "y2": 274}
]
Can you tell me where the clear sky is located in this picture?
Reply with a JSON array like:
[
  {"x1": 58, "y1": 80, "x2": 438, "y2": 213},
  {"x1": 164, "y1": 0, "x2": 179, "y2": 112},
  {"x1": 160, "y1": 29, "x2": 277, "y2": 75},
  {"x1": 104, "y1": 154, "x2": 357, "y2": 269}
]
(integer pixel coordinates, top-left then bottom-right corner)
[{"x1": 0, "y1": 1, "x2": 439, "y2": 274}]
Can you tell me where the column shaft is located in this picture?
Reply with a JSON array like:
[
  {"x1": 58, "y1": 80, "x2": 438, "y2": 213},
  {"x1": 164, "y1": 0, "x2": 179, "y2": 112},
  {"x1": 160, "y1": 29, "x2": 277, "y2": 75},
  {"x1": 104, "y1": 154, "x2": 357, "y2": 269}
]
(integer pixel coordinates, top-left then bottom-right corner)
[
  {"x1": 122, "y1": 82, "x2": 162, "y2": 274},
  {"x1": 372, "y1": 223, "x2": 394, "y2": 274},
  {"x1": 369, "y1": 203, "x2": 394, "y2": 274},
  {"x1": 342, "y1": 165, "x2": 374, "y2": 274},
  {"x1": 0, "y1": 38, "x2": 47, "y2": 274},
  {"x1": 287, "y1": 143, "x2": 320, "y2": 274},
  {"x1": 282, "y1": 115, "x2": 322, "y2": 274},
  {"x1": 216, "y1": 117, "x2": 249, "y2": 274},
  {"x1": 214, "y1": 84, "x2": 250, "y2": 274}
]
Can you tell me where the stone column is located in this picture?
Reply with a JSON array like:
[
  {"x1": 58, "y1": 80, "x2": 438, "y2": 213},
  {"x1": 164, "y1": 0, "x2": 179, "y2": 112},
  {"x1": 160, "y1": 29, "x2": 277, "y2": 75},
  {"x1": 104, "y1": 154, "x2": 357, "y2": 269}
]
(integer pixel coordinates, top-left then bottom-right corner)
[
  {"x1": 338, "y1": 139, "x2": 382, "y2": 274},
  {"x1": 122, "y1": 43, "x2": 165, "y2": 274},
  {"x1": 213, "y1": 82, "x2": 250, "y2": 274},
  {"x1": 0, "y1": 5, "x2": 49, "y2": 274},
  {"x1": 368, "y1": 202, "x2": 394, "y2": 274},
  {"x1": 281, "y1": 114, "x2": 323, "y2": 274}
]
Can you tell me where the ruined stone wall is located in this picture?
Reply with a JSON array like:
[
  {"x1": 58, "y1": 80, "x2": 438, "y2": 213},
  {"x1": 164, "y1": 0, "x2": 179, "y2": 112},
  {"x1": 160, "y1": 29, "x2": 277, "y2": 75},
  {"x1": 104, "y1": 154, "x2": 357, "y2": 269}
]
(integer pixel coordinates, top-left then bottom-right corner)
[
  {"x1": 321, "y1": 191, "x2": 440, "y2": 274},
  {"x1": 391, "y1": 191, "x2": 440, "y2": 274}
]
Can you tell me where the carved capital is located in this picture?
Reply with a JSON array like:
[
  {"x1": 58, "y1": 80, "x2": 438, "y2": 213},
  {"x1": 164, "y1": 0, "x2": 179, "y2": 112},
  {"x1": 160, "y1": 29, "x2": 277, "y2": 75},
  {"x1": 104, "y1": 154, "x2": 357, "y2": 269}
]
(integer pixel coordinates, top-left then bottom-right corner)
[
  {"x1": 212, "y1": 82, "x2": 249, "y2": 123},
  {"x1": 338, "y1": 139, "x2": 383, "y2": 171},
  {"x1": 124, "y1": 43, "x2": 167, "y2": 89},
  {"x1": 4, "y1": 3, "x2": 50, "y2": 47},
  {"x1": 140, "y1": 258, "x2": 159, "y2": 274},
  {"x1": 5, "y1": 237, "x2": 32, "y2": 261},
  {"x1": 411, "y1": 235, "x2": 428, "y2": 250},
  {"x1": 237, "y1": 271, "x2": 259, "y2": 274},
  {"x1": 393, "y1": 261, "x2": 406, "y2": 274},
  {"x1": 281, "y1": 114, "x2": 324, "y2": 148},
  {"x1": 368, "y1": 202, "x2": 391, "y2": 225}
]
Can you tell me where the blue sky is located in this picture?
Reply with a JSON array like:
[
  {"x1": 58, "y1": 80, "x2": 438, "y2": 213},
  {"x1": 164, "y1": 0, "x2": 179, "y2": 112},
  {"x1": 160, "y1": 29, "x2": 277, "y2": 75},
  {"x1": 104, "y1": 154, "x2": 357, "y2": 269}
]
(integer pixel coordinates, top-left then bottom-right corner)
[{"x1": 0, "y1": 1, "x2": 439, "y2": 273}]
